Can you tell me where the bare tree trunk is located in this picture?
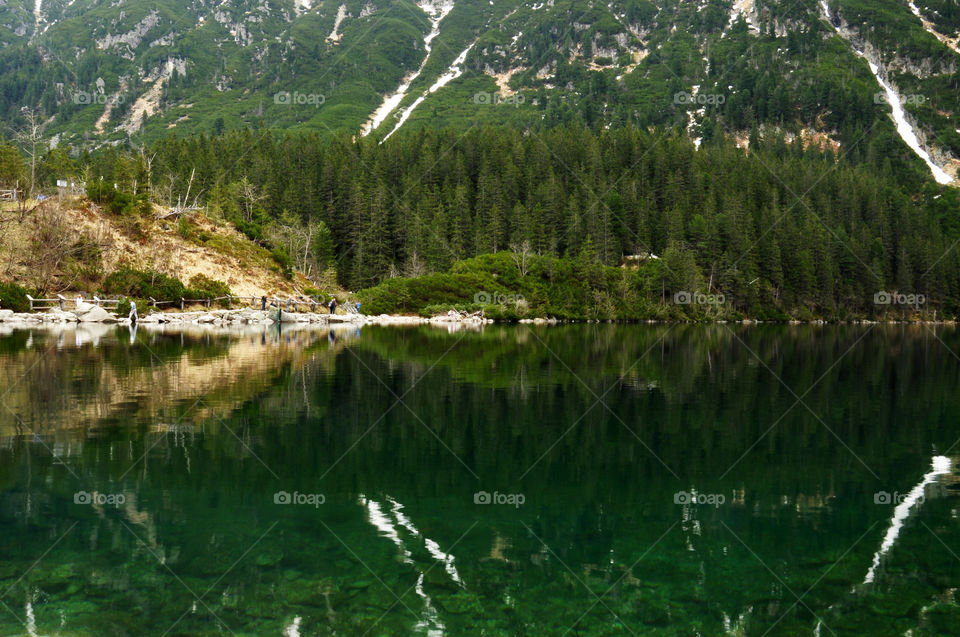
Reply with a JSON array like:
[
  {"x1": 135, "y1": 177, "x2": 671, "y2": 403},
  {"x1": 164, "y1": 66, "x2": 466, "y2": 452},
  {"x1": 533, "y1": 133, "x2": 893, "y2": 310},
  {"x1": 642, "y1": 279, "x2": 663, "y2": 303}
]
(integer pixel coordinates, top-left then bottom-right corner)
[{"x1": 16, "y1": 108, "x2": 42, "y2": 200}]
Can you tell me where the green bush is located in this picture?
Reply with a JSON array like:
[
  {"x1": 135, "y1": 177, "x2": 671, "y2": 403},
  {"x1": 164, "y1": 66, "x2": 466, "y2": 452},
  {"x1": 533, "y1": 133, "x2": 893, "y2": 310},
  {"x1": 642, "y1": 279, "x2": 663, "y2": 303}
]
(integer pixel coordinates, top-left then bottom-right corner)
[
  {"x1": 177, "y1": 216, "x2": 192, "y2": 240},
  {"x1": 86, "y1": 182, "x2": 147, "y2": 216},
  {"x1": 185, "y1": 274, "x2": 231, "y2": 300},
  {"x1": 358, "y1": 252, "x2": 669, "y2": 320},
  {"x1": 270, "y1": 247, "x2": 294, "y2": 279},
  {"x1": 102, "y1": 267, "x2": 186, "y2": 303},
  {"x1": 0, "y1": 282, "x2": 30, "y2": 313}
]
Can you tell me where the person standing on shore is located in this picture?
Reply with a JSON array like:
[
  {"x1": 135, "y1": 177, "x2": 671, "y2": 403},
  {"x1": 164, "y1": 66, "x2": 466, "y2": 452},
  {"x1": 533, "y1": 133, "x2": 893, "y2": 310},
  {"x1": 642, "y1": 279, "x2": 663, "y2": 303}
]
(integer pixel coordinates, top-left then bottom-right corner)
[
  {"x1": 328, "y1": 298, "x2": 338, "y2": 315},
  {"x1": 128, "y1": 300, "x2": 138, "y2": 323}
]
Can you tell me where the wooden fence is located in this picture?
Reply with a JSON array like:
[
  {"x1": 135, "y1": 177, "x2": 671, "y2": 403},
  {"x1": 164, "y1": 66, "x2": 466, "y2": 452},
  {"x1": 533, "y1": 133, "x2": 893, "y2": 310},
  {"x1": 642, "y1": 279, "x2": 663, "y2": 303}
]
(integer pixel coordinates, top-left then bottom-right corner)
[
  {"x1": 26, "y1": 295, "x2": 120, "y2": 311},
  {"x1": 26, "y1": 294, "x2": 341, "y2": 314},
  {"x1": 147, "y1": 295, "x2": 337, "y2": 313}
]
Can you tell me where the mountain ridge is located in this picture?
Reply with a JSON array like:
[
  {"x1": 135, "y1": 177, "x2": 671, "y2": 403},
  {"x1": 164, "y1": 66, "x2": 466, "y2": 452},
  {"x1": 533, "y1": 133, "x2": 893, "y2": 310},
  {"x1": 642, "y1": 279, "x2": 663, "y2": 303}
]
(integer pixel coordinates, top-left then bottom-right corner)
[{"x1": 0, "y1": 0, "x2": 956, "y2": 186}]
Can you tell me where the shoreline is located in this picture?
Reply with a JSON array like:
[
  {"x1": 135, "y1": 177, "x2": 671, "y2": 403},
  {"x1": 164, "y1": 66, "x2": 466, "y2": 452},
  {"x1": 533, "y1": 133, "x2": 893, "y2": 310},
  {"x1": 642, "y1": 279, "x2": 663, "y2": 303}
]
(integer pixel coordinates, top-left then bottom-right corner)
[{"x1": 0, "y1": 307, "x2": 956, "y2": 329}]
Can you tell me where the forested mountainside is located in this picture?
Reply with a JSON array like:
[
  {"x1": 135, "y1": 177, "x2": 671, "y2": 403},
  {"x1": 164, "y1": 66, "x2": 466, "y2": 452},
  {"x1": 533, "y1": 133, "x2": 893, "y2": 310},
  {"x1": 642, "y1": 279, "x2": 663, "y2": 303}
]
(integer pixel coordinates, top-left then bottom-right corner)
[
  {"x1": 68, "y1": 126, "x2": 960, "y2": 318},
  {"x1": 1, "y1": 0, "x2": 959, "y2": 319},
  {"x1": 0, "y1": 0, "x2": 957, "y2": 182}
]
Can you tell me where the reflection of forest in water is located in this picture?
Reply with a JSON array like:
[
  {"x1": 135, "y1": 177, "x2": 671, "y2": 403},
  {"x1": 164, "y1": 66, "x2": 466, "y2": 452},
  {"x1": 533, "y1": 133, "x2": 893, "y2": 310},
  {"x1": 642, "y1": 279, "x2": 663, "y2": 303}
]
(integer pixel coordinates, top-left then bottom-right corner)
[
  {"x1": 2, "y1": 323, "x2": 960, "y2": 489},
  {"x1": 0, "y1": 324, "x2": 957, "y2": 635},
  {"x1": 0, "y1": 323, "x2": 352, "y2": 439}
]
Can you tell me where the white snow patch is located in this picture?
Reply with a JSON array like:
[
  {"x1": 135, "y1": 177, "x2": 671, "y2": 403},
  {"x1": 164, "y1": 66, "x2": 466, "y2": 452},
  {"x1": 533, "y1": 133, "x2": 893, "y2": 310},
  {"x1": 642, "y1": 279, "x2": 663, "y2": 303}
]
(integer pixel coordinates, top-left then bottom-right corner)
[
  {"x1": 382, "y1": 41, "x2": 475, "y2": 141},
  {"x1": 870, "y1": 59, "x2": 951, "y2": 184},
  {"x1": 362, "y1": 0, "x2": 456, "y2": 137},
  {"x1": 326, "y1": 4, "x2": 347, "y2": 42},
  {"x1": 32, "y1": 0, "x2": 44, "y2": 37},
  {"x1": 282, "y1": 616, "x2": 301, "y2": 637},
  {"x1": 821, "y1": 1, "x2": 953, "y2": 184}
]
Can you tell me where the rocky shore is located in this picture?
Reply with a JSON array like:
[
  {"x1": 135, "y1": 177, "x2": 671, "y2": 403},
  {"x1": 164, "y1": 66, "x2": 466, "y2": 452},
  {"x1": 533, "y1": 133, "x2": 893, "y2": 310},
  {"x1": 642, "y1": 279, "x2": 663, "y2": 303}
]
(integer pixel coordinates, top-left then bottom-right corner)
[{"x1": 0, "y1": 306, "x2": 493, "y2": 327}]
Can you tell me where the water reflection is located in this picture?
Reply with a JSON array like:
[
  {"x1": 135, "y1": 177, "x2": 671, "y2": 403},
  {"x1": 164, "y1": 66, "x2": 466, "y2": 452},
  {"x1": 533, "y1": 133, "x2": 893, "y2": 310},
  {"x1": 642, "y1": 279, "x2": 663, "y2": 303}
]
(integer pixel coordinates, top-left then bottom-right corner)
[{"x1": 0, "y1": 324, "x2": 957, "y2": 635}]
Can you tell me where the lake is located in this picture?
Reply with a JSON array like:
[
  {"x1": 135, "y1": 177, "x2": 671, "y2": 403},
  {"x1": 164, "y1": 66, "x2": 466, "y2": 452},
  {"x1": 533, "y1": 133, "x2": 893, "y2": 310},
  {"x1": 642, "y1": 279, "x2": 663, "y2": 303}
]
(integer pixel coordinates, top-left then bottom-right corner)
[{"x1": 0, "y1": 322, "x2": 958, "y2": 636}]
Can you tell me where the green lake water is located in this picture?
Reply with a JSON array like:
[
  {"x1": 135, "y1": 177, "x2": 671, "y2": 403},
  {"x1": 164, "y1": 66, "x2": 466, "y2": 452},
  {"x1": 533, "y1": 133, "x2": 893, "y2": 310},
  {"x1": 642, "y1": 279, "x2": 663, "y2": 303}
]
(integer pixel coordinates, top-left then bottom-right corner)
[{"x1": 0, "y1": 323, "x2": 958, "y2": 636}]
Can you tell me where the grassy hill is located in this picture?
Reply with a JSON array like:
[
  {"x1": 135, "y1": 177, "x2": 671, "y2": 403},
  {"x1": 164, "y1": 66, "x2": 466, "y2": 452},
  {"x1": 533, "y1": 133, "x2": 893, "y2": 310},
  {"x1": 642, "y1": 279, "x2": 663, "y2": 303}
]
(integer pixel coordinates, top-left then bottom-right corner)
[{"x1": 0, "y1": 195, "x2": 341, "y2": 306}]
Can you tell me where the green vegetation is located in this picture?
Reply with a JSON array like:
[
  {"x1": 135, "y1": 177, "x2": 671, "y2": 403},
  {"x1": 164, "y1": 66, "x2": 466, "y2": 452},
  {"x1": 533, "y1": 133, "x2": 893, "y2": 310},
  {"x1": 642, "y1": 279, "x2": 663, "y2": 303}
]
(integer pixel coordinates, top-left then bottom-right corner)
[
  {"x1": 102, "y1": 267, "x2": 231, "y2": 305},
  {"x1": 0, "y1": 282, "x2": 30, "y2": 313},
  {"x1": 102, "y1": 267, "x2": 187, "y2": 302},
  {"x1": 360, "y1": 252, "x2": 666, "y2": 320},
  {"x1": 103, "y1": 124, "x2": 956, "y2": 320},
  {"x1": 0, "y1": 0, "x2": 956, "y2": 319},
  {"x1": 0, "y1": 0, "x2": 955, "y2": 163},
  {"x1": 186, "y1": 273, "x2": 231, "y2": 299}
]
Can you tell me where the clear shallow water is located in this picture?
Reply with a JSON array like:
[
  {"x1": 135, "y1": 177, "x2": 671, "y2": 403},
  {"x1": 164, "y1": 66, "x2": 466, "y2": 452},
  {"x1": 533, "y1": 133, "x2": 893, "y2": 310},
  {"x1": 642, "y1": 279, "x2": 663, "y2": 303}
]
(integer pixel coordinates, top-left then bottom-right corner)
[{"x1": 0, "y1": 323, "x2": 958, "y2": 636}]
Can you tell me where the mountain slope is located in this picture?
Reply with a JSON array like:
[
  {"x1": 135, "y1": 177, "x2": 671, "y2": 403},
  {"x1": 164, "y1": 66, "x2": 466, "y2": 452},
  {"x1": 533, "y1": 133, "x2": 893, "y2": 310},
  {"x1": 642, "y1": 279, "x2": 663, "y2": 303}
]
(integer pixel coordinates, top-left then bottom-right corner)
[{"x1": 0, "y1": 0, "x2": 957, "y2": 183}]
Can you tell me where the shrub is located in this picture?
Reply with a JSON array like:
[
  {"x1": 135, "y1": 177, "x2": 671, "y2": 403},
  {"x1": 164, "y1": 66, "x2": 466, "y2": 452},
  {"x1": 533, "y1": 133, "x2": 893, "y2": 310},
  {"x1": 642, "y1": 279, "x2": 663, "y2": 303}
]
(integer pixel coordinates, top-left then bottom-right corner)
[
  {"x1": 270, "y1": 247, "x2": 294, "y2": 279},
  {"x1": 177, "y1": 216, "x2": 192, "y2": 240},
  {"x1": 186, "y1": 274, "x2": 231, "y2": 300},
  {"x1": 0, "y1": 282, "x2": 30, "y2": 313},
  {"x1": 102, "y1": 267, "x2": 186, "y2": 303}
]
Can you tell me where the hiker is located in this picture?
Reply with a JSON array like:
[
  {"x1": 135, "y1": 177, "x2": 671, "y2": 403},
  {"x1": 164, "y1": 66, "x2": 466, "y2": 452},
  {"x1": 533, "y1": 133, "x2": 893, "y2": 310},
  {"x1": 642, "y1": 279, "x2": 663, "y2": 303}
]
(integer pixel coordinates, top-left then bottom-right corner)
[
  {"x1": 261, "y1": 295, "x2": 267, "y2": 311},
  {"x1": 128, "y1": 300, "x2": 138, "y2": 323},
  {"x1": 328, "y1": 298, "x2": 338, "y2": 314}
]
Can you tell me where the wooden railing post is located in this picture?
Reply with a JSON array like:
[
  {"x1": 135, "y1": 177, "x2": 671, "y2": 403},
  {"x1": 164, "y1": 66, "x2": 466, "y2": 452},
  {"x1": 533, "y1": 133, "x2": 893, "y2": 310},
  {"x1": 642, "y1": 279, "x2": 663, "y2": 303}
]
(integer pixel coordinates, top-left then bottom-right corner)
[
  {"x1": 26, "y1": 294, "x2": 34, "y2": 311},
  {"x1": 180, "y1": 297, "x2": 185, "y2": 310}
]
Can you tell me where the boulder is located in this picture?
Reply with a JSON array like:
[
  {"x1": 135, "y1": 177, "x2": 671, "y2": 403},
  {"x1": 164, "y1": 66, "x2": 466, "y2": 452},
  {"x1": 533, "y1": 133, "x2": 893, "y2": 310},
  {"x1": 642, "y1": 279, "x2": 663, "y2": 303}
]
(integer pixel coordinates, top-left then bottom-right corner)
[
  {"x1": 0, "y1": 310, "x2": 13, "y2": 321},
  {"x1": 74, "y1": 305, "x2": 117, "y2": 323}
]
